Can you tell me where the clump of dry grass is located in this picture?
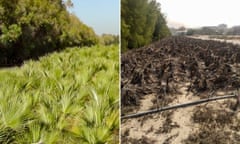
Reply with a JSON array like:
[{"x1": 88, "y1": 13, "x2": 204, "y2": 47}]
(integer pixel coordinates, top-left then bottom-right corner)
[
  {"x1": 185, "y1": 105, "x2": 240, "y2": 143},
  {"x1": 184, "y1": 126, "x2": 234, "y2": 144},
  {"x1": 192, "y1": 106, "x2": 233, "y2": 125}
]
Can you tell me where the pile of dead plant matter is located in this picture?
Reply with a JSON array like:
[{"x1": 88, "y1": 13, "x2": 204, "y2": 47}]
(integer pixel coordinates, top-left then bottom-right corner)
[{"x1": 121, "y1": 36, "x2": 240, "y2": 113}]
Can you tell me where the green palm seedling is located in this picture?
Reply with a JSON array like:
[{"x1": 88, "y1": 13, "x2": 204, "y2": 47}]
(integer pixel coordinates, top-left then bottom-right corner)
[
  {"x1": 37, "y1": 129, "x2": 60, "y2": 144},
  {"x1": 0, "y1": 45, "x2": 119, "y2": 143},
  {"x1": 14, "y1": 120, "x2": 43, "y2": 144},
  {"x1": 0, "y1": 91, "x2": 33, "y2": 143},
  {"x1": 78, "y1": 89, "x2": 118, "y2": 144},
  {"x1": 57, "y1": 93, "x2": 81, "y2": 131},
  {"x1": 27, "y1": 121, "x2": 42, "y2": 143},
  {"x1": 60, "y1": 94, "x2": 75, "y2": 115},
  {"x1": 36, "y1": 100, "x2": 62, "y2": 143},
  {"x1": 41, "y1": 70, "x2": 50, "y2": 78},
  {"x1": 37, "y1": 98, "x2": 58, "y2": 127},
  {"x1": 0, "y1": 93, "x2": 32, "y2": 129}
]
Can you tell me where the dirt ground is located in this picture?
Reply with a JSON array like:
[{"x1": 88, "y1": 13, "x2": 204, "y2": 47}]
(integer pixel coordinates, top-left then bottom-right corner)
[
  {"x1": 121, "y1": 84, "x2": 240, "y2": 143},
  {"x1": 189, "y1": 35, "x2": 240, "y2": 45}
]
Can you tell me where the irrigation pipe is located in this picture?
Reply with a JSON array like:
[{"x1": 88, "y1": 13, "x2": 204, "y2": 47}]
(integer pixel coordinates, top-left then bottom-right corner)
[{"x1": 121, "y1": 94, "x2": 237, "y2": 119}]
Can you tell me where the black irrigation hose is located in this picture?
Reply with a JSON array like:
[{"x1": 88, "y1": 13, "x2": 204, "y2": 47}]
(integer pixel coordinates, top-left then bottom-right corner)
[{"x1": 121, "y1": 94, "x2": 236, "y2": 119}]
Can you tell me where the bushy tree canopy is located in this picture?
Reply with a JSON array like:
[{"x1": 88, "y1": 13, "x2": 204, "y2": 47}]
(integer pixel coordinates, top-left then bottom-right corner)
[
  {"x1": 0, "y1": 0, "x2": 99, "y2": 66},
  {"x1": 121, "y1": 0, "x2": 170, "y2": 52},
  {"x1": 100, "y1": 34, "x2": 119, "y2": 46}
]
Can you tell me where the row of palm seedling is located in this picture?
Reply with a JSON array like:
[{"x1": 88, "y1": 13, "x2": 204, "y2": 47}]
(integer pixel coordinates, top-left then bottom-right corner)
[{"x1": 0, "y1": 45, "x2": 119, "y2": 143}]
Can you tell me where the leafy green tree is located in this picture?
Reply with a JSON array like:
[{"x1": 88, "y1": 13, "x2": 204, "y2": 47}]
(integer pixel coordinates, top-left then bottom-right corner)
[
  {"x1": 100, "y1": 34, "x2": 119, "y2": 45},
  {"x1": 0, "y1": 0, "x2": 99, "y2": 66},
  {"x1": 152, "y1": 6, "x2": 171, "y2": 41},
  {"x1": 186, "y1": 29, "x2": 195, "y2": 35},
  {"x1": 62, "y1": 14, "x2": 98, "y2": 47},
  {"x1": 121, "y1": 0, "x2": 170, "y2": 51}
]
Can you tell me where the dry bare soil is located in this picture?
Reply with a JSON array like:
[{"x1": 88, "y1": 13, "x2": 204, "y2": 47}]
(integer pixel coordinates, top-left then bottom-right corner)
[
  {"x1": 121, "y1": 36, "x2": 240, "y2": 144},
  {"x1": 189, "y1": 35, "x2": 240, "y2": 45}
]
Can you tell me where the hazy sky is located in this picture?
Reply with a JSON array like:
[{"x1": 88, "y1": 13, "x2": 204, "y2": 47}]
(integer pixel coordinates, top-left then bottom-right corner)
[
  {"x1": 157, "y1": 0, "x2": 240, "y2": 28},
  {"x1": 69, "y1": 0, "x2": 119, "y2": 35}
]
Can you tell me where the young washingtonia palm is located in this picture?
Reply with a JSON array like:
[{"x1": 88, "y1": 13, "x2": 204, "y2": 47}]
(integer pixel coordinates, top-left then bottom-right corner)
[
  {"x1": 0, "y1": 45, "x2": 119, "y2": 143},
  {"x1": 0, "y1": 89, "x2": 33, "y2": 143}
]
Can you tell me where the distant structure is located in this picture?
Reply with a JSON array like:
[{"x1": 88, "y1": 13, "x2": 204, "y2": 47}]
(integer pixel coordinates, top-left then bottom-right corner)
[
  {"x1": 227, "y1": 26, "x2": 240, "y2": 35},
  {"x1": 185, "y1": 24, "x2": 231, "y2": 36},
  {"x1": 171, "y1": 24, "x2": 240, "y2": 36},
  {"x1": 170, "y1": 26, "x2": 187, "y2": 36}
]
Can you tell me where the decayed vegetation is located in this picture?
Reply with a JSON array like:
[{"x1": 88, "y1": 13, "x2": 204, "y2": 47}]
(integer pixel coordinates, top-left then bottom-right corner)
[
  {"x1": 121, "y1": 36, "x2": 240, "y2": 143},
  {"x1": 0, "y1": 45, "x2": 119, "y2": 143},
  {"x1": 122, "y1": 36, "x2": 240, "y2": 110}
]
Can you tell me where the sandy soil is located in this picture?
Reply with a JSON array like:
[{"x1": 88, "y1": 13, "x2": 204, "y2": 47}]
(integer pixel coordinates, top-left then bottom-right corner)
[
  {"x1": 189, "y1": 35, "x2": 240, "y2": 45},
  {"x1": 121, "y1": 82, "x2": 237, "y2": 144},
  {"x1": 165, "y1": 82, "x2": 199, "y2": 144}
]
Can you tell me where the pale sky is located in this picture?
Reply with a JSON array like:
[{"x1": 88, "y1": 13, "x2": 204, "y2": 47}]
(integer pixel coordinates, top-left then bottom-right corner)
[
  {"x1": 69, "y1": 0, "x2": 119, "y2": 35},
  {"x1": 157, "y1": 0, "x2": 240, "y2": 28}
]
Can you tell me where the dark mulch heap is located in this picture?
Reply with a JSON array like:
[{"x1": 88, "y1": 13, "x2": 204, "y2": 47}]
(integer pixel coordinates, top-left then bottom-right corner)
[{"x1": 121, "y1": 36, "x2": 240, "y2": 114}]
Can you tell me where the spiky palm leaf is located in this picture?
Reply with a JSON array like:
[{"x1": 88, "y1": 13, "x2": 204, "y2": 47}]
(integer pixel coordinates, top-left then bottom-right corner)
[{"x1": 0, "y1": 45, "x2": 119, "y2": 143}]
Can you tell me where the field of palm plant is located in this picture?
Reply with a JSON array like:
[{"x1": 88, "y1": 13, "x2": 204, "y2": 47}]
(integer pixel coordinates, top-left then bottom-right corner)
[{"x1": 0, "y1": 45, "x2": 119, "y2": 143}]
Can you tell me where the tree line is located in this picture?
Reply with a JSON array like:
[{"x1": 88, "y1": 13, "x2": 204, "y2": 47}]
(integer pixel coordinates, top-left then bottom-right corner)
[
  {"x1": 121, "y1": 0, "x2": 171, "y2": 52},
  {"x1": 0, "y1": 0, "x2": 118, "y2": 66}
]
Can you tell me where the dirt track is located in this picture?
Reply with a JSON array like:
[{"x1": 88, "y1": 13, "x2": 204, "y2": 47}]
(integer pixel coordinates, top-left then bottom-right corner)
[
  {"x1": 121, "y1": 36, "x2": 240, "y2": 143},
  {"x1": 189, "y1": 35, "x2": 240, "y2": 45}
]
